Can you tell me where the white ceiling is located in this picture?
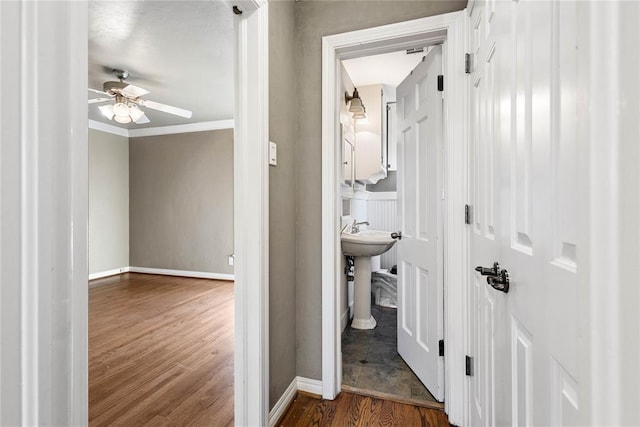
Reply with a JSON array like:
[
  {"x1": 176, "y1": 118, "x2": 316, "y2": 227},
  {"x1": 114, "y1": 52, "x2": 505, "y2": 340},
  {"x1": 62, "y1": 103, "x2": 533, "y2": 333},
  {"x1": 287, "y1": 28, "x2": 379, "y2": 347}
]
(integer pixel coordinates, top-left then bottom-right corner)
[
  {"x1": 342, "y1": 49, "x2": 426, "y2": 88},
  {"x1": 88, "y1": 1, "x2": 234, "y2": 129}
]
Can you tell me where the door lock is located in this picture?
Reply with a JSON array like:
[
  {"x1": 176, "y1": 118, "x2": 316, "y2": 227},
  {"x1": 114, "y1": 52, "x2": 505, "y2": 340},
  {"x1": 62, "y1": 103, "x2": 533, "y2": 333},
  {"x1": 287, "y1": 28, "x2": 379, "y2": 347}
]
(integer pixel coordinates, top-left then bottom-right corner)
[
  {"x1": 475, "y1": 262, "x2": 510, "y2": 293},
  {"x1": 475, "y1": 262, "x2": 500, "y2": 277},
  {"x1": 487, "y1": 269, "x2": 509, "y2": 293}
]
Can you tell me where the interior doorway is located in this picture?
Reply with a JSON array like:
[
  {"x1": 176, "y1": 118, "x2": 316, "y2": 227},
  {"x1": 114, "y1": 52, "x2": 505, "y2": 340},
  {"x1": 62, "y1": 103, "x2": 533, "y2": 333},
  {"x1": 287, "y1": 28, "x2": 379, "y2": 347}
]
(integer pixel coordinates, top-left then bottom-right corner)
[
  {"x1": 321, "y1": 11, "x2": 469, "y2": 425},
  {"x1": 338, "y1": 44, "x2": 445, "y2": 407},
  {"x1": 85, "y1": 1, "x2": 270, "y2": 425},
  {"x1": 86, "y1": 2, "x2": 237, "y2": 424},
  {"x1": 0, "y1": 0, "x2": 268, "y2": 424}
]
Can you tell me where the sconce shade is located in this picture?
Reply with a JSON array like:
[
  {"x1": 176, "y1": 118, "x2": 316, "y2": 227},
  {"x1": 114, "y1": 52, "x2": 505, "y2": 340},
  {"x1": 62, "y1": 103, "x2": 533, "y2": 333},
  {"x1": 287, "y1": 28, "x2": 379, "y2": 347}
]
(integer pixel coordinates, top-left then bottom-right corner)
[
  {"x1": 353, "y1": 106, "x2": 367, "y2": 120},
  {"x1": 346, "y1": 88, "x2": 365, "y2": 113},
  {"x1": 349, "y1": 97, "x2": 364, "y2": 113}
]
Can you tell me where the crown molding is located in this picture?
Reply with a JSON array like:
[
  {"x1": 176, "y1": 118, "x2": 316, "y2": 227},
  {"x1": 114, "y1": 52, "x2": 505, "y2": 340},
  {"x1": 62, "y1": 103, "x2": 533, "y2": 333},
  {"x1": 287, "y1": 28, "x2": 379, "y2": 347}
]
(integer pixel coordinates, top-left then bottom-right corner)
[
  {"x1": 88, "y1": 119, "x2": 235, "y2": 138},
  {"x1": 128, "y1": 119, "x2": 235, "y2": 138},
  {"x1": 88, "y1": 119, "x2": 129, "y2": 137}
]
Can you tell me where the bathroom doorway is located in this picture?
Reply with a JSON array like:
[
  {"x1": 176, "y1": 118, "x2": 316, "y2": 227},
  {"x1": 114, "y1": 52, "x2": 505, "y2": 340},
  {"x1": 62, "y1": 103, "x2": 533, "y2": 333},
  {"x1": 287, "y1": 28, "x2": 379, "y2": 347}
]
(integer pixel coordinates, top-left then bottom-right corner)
[
  {"x1": 320, "y1": 12, "x2": 469, "y2": 421},
  {"x1": 338, "y1": 43, "x2": 444, "y2": 407}
]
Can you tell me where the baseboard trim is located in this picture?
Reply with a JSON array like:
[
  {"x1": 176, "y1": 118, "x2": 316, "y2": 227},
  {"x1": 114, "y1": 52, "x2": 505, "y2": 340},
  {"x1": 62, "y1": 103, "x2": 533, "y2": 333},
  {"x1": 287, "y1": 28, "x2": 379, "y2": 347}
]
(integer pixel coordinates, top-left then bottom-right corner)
[
  {"x1": 268, "y1": 377, "x2": 298, "y2": 427},
  {"x1": 297, "y1": 376, "x2": 323, "y2": 396},
  {"x1": 88, "y1": 266, "x2": 130, "y2": 280},
  {"x1": 267, "y1": 376, "x2": 324, "y2": 426},
  {"x1": 341, "y1": 308, "x2": 349, "y2": 332},
  {"x1": 128, "y1": 266, "x2": 234, "y2": 281}
]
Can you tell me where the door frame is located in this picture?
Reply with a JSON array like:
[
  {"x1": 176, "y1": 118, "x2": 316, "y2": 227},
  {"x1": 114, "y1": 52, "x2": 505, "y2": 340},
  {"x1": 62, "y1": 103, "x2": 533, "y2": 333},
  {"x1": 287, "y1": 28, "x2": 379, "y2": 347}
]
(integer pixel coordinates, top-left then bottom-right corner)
[
  {"x1": 232, "y1": 1, "x2": 270, "y2": 425},
  {"x1": 3, "y1": 0, "x2": 269, "y2": 424},
  {"x1": 321, "y1": 10, "x2": 469, "y2": 424}
]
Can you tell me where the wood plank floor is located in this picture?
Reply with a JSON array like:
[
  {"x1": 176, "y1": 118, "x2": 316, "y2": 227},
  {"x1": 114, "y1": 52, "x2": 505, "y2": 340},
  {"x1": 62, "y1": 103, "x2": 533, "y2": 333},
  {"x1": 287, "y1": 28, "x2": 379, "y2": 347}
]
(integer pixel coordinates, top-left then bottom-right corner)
[
  {"x1": 277, "y1": 392, "x2": 450, "y2": 426},
  {"x1": 89, "y1": 273, "x2": 234, "y2": 426}
]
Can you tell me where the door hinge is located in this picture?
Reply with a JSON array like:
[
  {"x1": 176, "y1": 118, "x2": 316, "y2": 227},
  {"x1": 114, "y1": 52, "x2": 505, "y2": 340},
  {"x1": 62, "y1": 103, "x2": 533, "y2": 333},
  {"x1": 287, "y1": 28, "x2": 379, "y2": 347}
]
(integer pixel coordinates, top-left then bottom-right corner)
[
  {"x1": 439, "y1": 339, "x2": 444, "y2": 357},
  {"x1": 465, "y1": 53, "x2": 472, "y2": 74},
  {"x1": 465, "y1": 204, "x2": 472, "y2": 225},
  {"x1": 437, "y1": 75, "x2": 444, "y2": 92},
  {"x1": 466, "y1": 355, "x2": 473, "y2": 376}
]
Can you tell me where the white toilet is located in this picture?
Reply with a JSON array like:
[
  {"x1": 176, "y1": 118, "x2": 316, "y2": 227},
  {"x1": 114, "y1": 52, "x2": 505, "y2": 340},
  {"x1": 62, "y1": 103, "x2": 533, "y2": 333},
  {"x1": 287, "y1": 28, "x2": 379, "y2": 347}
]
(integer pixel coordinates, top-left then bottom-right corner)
[
  {"x1": 372, "y1": 269, "x2": 397, "y2": 308},
  {"x1": 371, "y1": 255, "x2": 397, "y2": 308}
]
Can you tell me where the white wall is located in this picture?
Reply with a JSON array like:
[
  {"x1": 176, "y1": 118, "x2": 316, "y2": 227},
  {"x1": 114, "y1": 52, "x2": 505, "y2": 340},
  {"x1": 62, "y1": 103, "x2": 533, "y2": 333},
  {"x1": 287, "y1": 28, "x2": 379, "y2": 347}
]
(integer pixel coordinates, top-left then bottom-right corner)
[{"x1": 88, "y1": 129, "x2": 129, "y2": 275}]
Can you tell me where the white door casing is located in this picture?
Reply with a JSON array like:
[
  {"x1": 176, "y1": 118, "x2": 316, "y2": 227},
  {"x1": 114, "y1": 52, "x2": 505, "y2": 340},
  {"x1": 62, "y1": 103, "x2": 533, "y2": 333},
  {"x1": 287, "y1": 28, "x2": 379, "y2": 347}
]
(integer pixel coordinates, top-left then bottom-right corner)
[
  {"x1": 396, "y1": 45, "x2": 445, "y2": 402},
  {"x1": 233, "y1": 1, "x2": 270, "y2": 426},
  {"x1": 467, "y1": 0, "x2": 581, "y2": 425},
  {"x1": 0, "y1": 2, "x2": 89, "y2": 424}
]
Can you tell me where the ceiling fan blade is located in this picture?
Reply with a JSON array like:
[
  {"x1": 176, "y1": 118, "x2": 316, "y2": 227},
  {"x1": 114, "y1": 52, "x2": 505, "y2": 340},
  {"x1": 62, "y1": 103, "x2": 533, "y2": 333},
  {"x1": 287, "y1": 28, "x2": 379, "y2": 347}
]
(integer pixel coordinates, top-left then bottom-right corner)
[
  {"x1": 141, "y1": 99, "x2": 192, "y2": 118},
  {"x1": 134, "y1": 113, "x2": 150, "y2": 124},
  {"x1": 121, "y1": 84, "x2": 149, "y2": 98},
  {"x1": 88, "y1": 88, "x2": 111, "y2": 96},
  {"x1": 88, "y1": 97, "x2": 112, "y2": 104}
]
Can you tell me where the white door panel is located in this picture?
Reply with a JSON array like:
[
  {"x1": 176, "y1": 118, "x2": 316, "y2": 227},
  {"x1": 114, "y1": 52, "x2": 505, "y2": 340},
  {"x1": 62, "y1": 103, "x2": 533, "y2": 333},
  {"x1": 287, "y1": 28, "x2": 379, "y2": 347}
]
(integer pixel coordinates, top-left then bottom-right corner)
[
  {"x1": 469, "y1": 1, "x2": 581, "y2": 426},
  {"x1": 396, "y1": 45, "x2": 444, "y2": 402}
]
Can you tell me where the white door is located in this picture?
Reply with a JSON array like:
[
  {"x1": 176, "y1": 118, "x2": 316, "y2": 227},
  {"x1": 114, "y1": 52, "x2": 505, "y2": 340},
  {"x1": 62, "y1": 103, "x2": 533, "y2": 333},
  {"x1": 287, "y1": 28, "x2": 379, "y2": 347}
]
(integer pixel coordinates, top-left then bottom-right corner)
[
  {"x1": 468, "y1": 1, "x2": 581, "y2": 425},
  {"x1": 396, "y1": 45, "x2": 444, "y2": 402}
]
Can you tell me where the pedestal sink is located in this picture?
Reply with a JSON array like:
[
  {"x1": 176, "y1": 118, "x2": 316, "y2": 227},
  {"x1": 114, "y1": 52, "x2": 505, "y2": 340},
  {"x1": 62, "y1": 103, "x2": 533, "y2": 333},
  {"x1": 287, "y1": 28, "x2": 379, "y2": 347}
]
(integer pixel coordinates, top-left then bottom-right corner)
[{"x1": 341, "y1": 230, "x2": 397, "y2": 329}]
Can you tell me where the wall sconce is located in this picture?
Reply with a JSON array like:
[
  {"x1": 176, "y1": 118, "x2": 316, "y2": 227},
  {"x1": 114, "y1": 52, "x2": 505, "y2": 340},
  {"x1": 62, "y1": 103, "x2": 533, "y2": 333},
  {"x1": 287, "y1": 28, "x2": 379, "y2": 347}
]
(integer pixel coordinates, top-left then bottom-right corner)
[
  {"x1": 345, "y1": 88, "x2": 365, "y2": 114},
  {"x1": 352, "y1": 106, "x2": 367, "y2": 121}
]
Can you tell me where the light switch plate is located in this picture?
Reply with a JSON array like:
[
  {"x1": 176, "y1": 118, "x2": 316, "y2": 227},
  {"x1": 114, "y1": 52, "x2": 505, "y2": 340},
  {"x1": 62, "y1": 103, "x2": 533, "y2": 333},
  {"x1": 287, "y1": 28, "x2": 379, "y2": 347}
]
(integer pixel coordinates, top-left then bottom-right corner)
[{"x1": 269, "y1": 141, "x2": 277, "y2": 166}]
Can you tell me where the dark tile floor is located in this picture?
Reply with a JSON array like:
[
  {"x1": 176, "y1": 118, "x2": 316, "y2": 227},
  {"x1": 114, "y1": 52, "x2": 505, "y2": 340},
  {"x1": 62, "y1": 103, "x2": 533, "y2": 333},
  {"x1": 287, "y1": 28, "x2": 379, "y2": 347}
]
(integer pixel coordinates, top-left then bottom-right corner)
[{"x1": 341, "y1": 305, "x2": 437, "y2": 403}]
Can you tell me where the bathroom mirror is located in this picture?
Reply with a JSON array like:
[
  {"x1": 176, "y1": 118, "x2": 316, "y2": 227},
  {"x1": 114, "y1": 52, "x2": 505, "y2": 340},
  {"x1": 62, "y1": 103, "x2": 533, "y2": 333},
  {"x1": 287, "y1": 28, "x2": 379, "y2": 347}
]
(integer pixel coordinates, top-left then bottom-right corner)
[
  {"x1": 343, "y1": 131, "x2": 355, "y2": 187},
  {"x1": 340, "y1": 123, "x2": 356, "y2": 186}
]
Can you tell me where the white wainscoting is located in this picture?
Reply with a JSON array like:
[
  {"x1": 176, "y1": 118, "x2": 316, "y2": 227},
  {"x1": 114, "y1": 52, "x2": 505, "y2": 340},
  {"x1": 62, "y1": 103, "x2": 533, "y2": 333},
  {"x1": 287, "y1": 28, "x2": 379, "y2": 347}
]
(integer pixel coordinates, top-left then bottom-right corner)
[{"x1": 366, "y1": 193, "x2": 398, "y2": 269}]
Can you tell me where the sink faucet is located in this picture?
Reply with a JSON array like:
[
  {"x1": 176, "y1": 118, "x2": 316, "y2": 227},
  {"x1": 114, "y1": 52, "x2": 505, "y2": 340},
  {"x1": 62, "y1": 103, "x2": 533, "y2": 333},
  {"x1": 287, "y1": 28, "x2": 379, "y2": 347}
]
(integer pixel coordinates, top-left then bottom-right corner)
[{"x1": 351, "y1": 220, "x2": 369, "y2": 233}]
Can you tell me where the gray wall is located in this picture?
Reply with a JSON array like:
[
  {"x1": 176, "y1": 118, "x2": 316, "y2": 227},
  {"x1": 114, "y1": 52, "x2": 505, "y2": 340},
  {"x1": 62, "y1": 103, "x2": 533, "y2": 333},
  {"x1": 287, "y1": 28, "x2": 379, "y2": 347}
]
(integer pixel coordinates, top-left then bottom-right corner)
[
  {"x1": 89, "y1": 129, "x2": 129, "y2": 274},
  {"x1": 129, "y1": 130, "x2": 234, "y2": 274},
  {"x1": 292, "y1": 0, "x2": 467, "y2": 380},
  {"x1": 268, "y1": 0, "x2": 297, "y2": 409}
]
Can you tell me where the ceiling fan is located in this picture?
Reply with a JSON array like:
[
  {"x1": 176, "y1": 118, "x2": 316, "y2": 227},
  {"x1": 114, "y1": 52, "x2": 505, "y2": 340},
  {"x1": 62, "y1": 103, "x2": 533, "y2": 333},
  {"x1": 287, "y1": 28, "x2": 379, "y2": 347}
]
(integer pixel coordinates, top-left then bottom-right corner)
[{"x1": 88, "y1": 69, "x2": 193, "y2": 124}]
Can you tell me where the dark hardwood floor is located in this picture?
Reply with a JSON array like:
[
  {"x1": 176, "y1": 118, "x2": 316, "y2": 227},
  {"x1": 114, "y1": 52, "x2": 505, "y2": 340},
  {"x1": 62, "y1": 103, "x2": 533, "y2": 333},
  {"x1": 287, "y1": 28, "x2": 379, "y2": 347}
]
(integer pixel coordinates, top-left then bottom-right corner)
[
  {"x1": 277, "y1": 391, "x2": 450, "y2": 426},
  {"x1": 90, "y1": 273, "x2": 449, "y2": 426},
  {"x1": 89, "y1": 273, "x2": 234, "y2": 426}
]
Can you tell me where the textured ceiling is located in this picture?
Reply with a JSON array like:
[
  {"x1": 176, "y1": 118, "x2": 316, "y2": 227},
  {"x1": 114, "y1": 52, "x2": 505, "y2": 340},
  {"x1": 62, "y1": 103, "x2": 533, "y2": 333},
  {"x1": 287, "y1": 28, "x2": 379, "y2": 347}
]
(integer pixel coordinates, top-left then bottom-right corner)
[{"x1": 88, "y1": 1, "x2": 234, "y2": 129}]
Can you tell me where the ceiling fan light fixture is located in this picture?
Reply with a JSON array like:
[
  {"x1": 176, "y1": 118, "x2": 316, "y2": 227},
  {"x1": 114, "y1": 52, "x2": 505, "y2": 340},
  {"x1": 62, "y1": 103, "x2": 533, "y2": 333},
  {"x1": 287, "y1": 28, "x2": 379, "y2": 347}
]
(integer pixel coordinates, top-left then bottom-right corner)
[
  {"x1": 114, "y1": 115, "x2": 132, "y2": 124},
  {"x1": 98, "y1": 104, "x2": 114, "y2": 120},
  {"x1": 89, "y1": 69, "x2": 193, "y2": 125},
  {"x1": 113, "y1": 102, "x2": 130, "y2": 117},
  {"x1": 129, "y1": 105, "x2": 145, "y2": 122}
]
